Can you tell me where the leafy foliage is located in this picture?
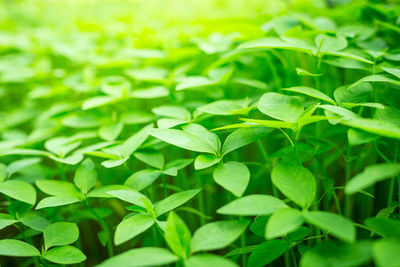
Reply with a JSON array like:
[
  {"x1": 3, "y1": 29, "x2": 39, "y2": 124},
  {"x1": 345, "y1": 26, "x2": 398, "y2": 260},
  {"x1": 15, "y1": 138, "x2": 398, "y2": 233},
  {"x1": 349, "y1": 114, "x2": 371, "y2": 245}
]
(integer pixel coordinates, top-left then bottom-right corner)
[{"x1": 1, "y1": 0, "x2": 400, "y2": 266}]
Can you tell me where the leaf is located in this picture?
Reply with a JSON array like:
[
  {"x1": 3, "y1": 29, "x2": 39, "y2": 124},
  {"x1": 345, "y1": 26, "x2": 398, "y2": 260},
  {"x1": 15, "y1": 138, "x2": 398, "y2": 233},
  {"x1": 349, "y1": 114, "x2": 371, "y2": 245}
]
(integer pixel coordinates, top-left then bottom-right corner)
[
  {"x1": 155, "y1": 189, "x2": 201, "y2": 217},
  {"x1": 19, "y1": 212, "x2": 51, "y2": 231},
  {"x1": 381, "y1": 66, "x2": 400, "y2": 79},
  {"x1": 44, "y1": 222, "x2": 79, "y2": 250},
  {"x1": 239, "y1": 118, "x2": 297, "y2": 130},
  {"x1": 44, "y1": 246, "x2": 86, "y2": 264},
  {"x1": 73, "y1": 158, "x2": 97, "y2": 195},
  {"x1": 176, "y1": 76, "x2": 219, "y2": 91},
  {"x1": 36, "y1": 196, "x2": 80, "y2": 209},
  {"x1": 238, "y1": 37, "x2": 315, "y2": 54},
  {"x1": 315, "y1": 34, "x2": 347, "y2": 53},
  {"x1": 0, "y1": 213, "x2": 17, "y2": 230},
  {"x1": 364, "y1": 217, "x2": 400, "y2": 240},
  {"x1": 149, "y1": 128, "x2": 216, "y2": 154},
  {"x1": 103, "y1": 123, "x2": 153, "y2": 160},
  {"x1": 372, "y1": 239, "x2": 400, "y2": 267},
  {"x1": 304, "y1": 211, "x2": 355, "y2": 243},
  {"x1": 194, "y1": 154, "x2": 221, "y2": 170},
  {"x1": 99, "y1": 122, "x2": 124, "y2": 141},
  {"x1": 191, "y1": 220, "x2": 250, "y2": 253},
  {"x1": 0, "y1": 180, "x2": 36, "y2": 205},
  {"x1": 131, "y1": 86, "x2": 169, "y2": 99},
  {"x1": 340, "y1": 118, "x2": 400, "y2": 139},
  {"x1": 282, "y1": 86, "x2": 335, "y2": 105},
  {"x1": 97, "y1": 247, "x2": 178, "y2": 267},
  {"x1": 36, "y1": 180, "x2": 80, "y2": 198},
  {"x1": 213, "y1": 161, "x2": 250, "y2": 197},
  {"x1": 82, "y1": 96, "x2": 116, "y2": 110},
  {"x1": 271, "y1": 161, "x2": 316, "y2": 209},
  {"x1": 6, "y1": 157, "x2": 41, "y2": 177},
  {"x1": 217, "y1": 194, "x2": 287, "y2": 216},
  {"x1": 107, "y1": 189, "x2": 151, "y2": 209},
  {"x1": 134, "y1": 150, "x2": 164, "y2": 169},
  {"x1": 165, "y1": 212, "x2": 191, "y2": 259},
  {"x1": 182, "y1": 124, "x2": 221, "y2": 154},
  {"x1": 87, "y1": 185, "x2": 132, "y2": 198},
  {"x1": 186, "y1": 254, "x2": 239, "y2": 267},
  {"x1": 266, "y1": 208, "x2": 304, "y2": 239},
  {"x1": 222, "y1": 127, "x2": 270, "y2": 156},
  {"x1": 247, "y1": 240, "x2": 289, "y2": 267},
  {"x1": 257, "y1": 92, "x2": 304, "y2": 122},
  {"x1": 0, "y1": 239, "x2": 40, "y2": 257},
  {"x1": 197, "y1": 99, "x2": 247, "y2": 115},
  {"x1": 345, "y1": 164, "x2": 400, "y2": 194},
  {"x1": 152, "y1": 105, "x2": 191, "y2": 120},
  {"x1": 125, "y1": 169, "x2": 161, "y2": 191},
  {"x1": 114, "y1": 215, "x2": 155, "y2": 246}
]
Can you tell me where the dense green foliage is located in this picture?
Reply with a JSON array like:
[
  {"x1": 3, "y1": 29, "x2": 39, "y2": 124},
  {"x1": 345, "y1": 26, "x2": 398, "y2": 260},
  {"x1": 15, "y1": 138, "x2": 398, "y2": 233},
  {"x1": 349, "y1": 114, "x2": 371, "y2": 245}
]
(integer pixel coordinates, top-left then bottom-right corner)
[{"x1": 1, "y1": 0, "x2": 400, "y2": 266}]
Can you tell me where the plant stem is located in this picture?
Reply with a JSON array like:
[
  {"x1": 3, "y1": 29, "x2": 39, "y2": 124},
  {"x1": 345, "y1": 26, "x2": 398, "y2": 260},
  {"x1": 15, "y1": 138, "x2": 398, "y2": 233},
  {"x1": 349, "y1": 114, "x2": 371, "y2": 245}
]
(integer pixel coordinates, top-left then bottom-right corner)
[
  {"x1": 344, "y1": 141, "x2": 351, "y2": 218},
  {"x1": 161, "y1": 173, "x2": 168, "y2": 198},
  {"x1": 195, "y1": 172, "x2": 206, "y2": 225},
  {"x1": 83, "y1": 200, "x2": 114, "y2": 257}
]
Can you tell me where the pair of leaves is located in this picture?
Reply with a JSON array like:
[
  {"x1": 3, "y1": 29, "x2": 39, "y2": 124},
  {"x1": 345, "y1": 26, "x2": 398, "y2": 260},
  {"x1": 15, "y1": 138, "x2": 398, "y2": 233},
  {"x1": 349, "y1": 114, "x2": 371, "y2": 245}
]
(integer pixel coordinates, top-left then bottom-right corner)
[
  {"x1": 35, "y1": 158, "x2": 99, "y2": 209},
  {"x1": 112, "y1": 189, "x2": 200, "y2": 245}
]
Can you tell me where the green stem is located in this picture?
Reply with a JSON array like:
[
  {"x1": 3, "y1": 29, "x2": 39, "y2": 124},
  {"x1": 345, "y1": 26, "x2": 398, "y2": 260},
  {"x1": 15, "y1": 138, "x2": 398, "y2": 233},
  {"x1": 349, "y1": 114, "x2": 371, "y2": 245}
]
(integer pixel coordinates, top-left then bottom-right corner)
[
  {"x1": 257, "y1": 140, "x2": 278, "y2": 196},
  {"x1": 239, "y1": 216, "x2": 247, "y2": 267},
  {"x1": 195, "y1": 172, "x2": 206, "y2": 225},
  {"x1": 83, "y1": 200, "x2": 114, "y2": 257},
  {"x1": 161, "y1": 174, "x2": 168, "y2": 198},
  {"x1": 344, "y1": 141, "x2": 351, "y2": 218}
]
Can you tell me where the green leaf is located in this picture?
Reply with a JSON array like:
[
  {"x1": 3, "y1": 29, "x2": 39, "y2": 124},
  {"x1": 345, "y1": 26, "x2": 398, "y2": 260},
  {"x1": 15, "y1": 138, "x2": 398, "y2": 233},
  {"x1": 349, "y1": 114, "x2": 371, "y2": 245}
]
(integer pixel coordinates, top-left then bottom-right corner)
[
  {"x1": 304, "y1": 211, "x2": 355, "y2": 243},
  {"x1": 102, "y1": 123, "x2": 153, "y2": 162},
  {"x1": 186, "y1": 254, "x2": 239, "y2": 267},
  {"x1": 222, "y1": 127, "x2": 270, "y2": 156},
  {"x1": 239, "y1": 118, "x2": 297, "y2": 130},
  {"x1": 165, "y1": 212, "x2": 191, "y2": 259},
  {"x1": 44, "y1": 246, "x2": 86, "y2": 264},
  {"x1": 0, "y1": 180, "x2": 36, "y2": 205},
  {"x1": 373, "y1": 239, "x2": 400, "y2": 267},
  {"x1": 217, "y1": 194, "x2": 287, "y2": 216},
  {"x1": 182, "y1": 124, "x2": 221, "y2": 154},
  {"x1": 197, "y1": 99, "x2": 247, "y2": 115},
  {"x1": 382, "y1": 66, "x2": 400, "y2": 79},
  {"x1": 36, "y1": 180, "x2": 80, "y2": 198},
  {"x1": 191, "y1": 220, "x2": 249, "y2": 253},
  {"x1": 134, "y1": 150, "x2": 164, "y2": 169},
  {"x1": 282, "y1": 86, "x2": 335, "y2": 105},
  {"x1": 73, "y1": 158, "x2": 97, "y2": 195},
  {"x1": 239, "y1": 37, "x2": 315, "y2": 54},
  {"x1": 107, "y1": 189, "x2": 151, "y2": 209},
  {"x1": 340, "y1": 118, "x2": 400, "y2": 139},
  {"x1": 114, "y1": 214, "x2": 154, "y2": 246},
  {"x1": 155, "y1": 189, "x2": 201, "y2": 217},
  {"x1": 213, "y1": 161, "x2": 250, "y2": 197},
  {"x1": 36, "y1": 196, "x2": 80, "y2": 209},
  {"x1": 131, "y1": 86, "x2": 169, "y2": 99},
  {"x1": 0, "y1": 239, "x2": 40, "y2": 257},
  {"x1": 315, "y1": 34, "x2": 347, "y2": 53},
  {"x1": 257, "y1": 92, "x2": 304, "y2": 122},
  {"x1": 248, "y1": 240, "x2": 289, "y2": 267},
  {"x1": 6, "y1": 157, "x2": 41, "y2": 177},
  {"x1": 271, "y1": 161, "x2": 316, "y2": 209},
  {"x1": 99, "y1": 122, "x2": 124, "y2": 141},
  {"x1": 97, "y1": 247, "x2": 178, "y2": 267},
  {"x1": 19, "y1": 212, "x2": 51, "y2": 232},
  {"x1": 194, "y1": 154, "x2": 221, "y2": 170},
  {"x1": 149, "y1": 128, "x2": 216, "y2": 154},
  {"x1": 364, "y1": 217, "x2": 400, "y2": 240},
  {"x1": 44, "y1": 222, "x2": 79, "y2": 250},
  {"x1": 0, "y1": 213, "x2": 17, "y2": 230},
  {"x1": 266, "y1": 208, "x2": 304, "y2": 239},
  {"x1": 345, "y1": 164, "x2": 400, "y2": 194},
  {"x1": 125, "y1": 169, "x2": 161, "y2": 191}
]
